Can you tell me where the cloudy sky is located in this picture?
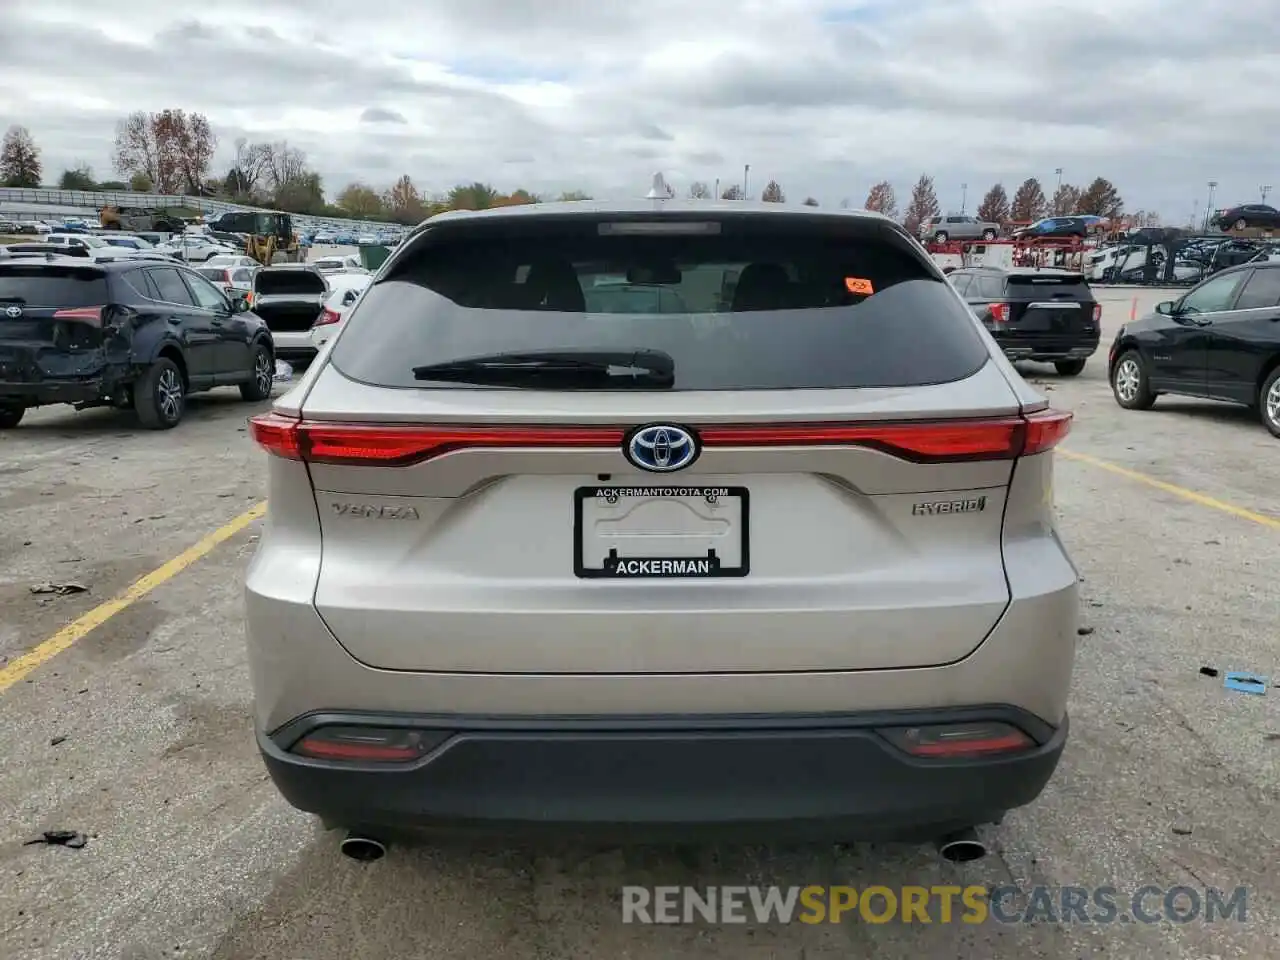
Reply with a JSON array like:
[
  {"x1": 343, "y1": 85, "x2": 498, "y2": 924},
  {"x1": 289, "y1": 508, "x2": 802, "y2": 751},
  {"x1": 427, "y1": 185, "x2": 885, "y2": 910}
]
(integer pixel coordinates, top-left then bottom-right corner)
[{"x1": 2, "y1": 0, "x2": 1276, "y2": 220}]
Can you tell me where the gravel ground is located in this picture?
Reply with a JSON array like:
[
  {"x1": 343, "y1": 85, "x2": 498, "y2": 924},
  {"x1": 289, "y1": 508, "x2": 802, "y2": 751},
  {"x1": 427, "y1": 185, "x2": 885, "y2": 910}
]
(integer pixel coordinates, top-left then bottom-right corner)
[{"x1": 0, "y1": 283, "x2": 1276, "y2": 959}]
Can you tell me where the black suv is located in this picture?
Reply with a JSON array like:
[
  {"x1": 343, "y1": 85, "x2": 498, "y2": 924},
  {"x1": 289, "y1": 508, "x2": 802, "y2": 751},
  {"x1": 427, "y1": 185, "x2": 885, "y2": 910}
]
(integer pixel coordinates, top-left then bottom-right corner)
[
  {"x1": 0, "y1": 254, "x2": 275, "y2": 429},
  {"x1": 949, "y1": 266, "x2": 1101, "y2": 375}
]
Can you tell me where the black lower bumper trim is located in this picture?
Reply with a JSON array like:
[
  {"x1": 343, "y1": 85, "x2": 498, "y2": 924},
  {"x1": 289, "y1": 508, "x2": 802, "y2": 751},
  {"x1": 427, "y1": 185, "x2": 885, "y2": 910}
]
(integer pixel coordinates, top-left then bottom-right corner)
[
  {"x1": 258, "y1": 706, "x2": 1068, "y2": 841},
  {"x1": 0, "y1": 380, "x2": 105, "y2": 404}
]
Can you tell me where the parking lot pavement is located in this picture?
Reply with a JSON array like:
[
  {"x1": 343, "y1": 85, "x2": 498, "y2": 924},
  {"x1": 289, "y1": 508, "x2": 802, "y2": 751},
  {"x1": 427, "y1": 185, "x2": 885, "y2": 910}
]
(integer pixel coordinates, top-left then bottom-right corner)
[{"x1": 1, "y1": 296, "x2": 1278, "y2": 958}]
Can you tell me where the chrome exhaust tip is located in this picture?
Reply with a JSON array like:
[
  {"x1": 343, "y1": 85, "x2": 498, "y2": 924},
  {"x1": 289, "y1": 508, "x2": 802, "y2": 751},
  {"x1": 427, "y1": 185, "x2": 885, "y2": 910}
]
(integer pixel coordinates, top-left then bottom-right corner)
[
  {"x1": 340, "y1": 833, "x2": 387, "y2": 862},
  {"x1": 936, "y1": 827, "x2": 986, "y2": 863}
]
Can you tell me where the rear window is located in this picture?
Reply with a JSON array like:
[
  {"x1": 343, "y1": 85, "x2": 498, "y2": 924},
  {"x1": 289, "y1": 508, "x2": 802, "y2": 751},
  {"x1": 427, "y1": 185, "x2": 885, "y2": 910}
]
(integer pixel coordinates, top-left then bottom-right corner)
[
  {"x1": 254, "y1": 269, "x2": 326, "y2": 295},
  {"x1": 0, "y1": 266, "x2": 109, "y2": 306},
  {"x1": 329, "y1": 214, "x2": 990, "y2": 391},
  {"x1": 1005, "y1": 273, "x2": 1091, "y2": 298},
  {"x1": 196, "y1": 267, "x2": 225, "y2": 281}
]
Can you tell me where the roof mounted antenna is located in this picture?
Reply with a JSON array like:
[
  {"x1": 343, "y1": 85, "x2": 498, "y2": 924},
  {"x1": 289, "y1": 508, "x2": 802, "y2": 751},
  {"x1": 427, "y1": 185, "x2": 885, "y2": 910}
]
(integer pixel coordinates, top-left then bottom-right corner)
[{"x1": 646, "y1": 172, "x2": 672, "y2": 200}]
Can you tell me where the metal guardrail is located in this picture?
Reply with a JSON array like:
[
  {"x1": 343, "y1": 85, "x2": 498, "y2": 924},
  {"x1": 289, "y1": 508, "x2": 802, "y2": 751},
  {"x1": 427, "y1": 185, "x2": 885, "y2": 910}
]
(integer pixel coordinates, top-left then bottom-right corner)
[{"x1": 0, "y1": 187, "x2": 403, "y2": 235}]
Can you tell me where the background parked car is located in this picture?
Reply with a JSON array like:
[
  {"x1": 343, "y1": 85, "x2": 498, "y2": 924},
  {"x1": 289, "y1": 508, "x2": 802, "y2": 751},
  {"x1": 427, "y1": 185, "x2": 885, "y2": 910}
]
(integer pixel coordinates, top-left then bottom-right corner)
[
  {"x1": 308, "y1": 272, "x2": 372, "y2": 350},
  {"x1": 249, "y1": 264, "x2": 328, "y2": 364},
  {"x1": 1010, "y1": 217, "x2": 1094, "y2": 240},
  {"x1": 0, "y1": 255, "x2": 274, "y2": 430},
  {"x1": 1109, "y1": 260, "x2": 1280, "y2": 437},
  {"x1": 312, "y1": 254, "x2": 367, "y2": 275},
  {"x1": 949, "y1": 264, "x2": 1101, "y2": 375},
  {"x1": 196, "y1": 264, "x2": 258, "y2": 296},
  {"x1": 919, "y1": 215, "x2": 1000, "y2": 243},
  {"x1": 1213, "y1": 204, "x2": 1280, "y2": 232}
]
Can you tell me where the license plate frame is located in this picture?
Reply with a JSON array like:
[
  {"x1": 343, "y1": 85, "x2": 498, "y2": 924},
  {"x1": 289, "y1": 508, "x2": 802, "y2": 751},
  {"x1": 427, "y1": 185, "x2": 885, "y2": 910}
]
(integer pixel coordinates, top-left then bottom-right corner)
[{"x1": 573, "y1": 485, "x2": 750, "y2": 579}]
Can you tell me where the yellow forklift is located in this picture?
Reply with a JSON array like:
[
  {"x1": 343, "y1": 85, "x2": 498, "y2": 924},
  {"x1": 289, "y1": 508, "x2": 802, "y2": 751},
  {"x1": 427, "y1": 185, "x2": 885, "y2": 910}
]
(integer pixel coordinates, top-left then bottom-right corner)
[{"x1": 205, "y1": 211, "x2": 302, "y2": 265}]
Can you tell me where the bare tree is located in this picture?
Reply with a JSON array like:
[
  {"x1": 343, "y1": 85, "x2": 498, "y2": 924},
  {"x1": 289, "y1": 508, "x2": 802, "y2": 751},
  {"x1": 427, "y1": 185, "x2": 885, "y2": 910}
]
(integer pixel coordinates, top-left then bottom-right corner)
[
  {"x1": 112, "y1": 110, "x2": 217, "y2": 194},
  {"x1": 113, "y1": 112, "x2": 167, "y2": 191},
  {"x1": 0, "y1": 125, "x2": 42, "y2": 187},
  {"x1": 687, "y1": 181, "x2": 711, "y2": 199},
  {"x1": 227, "y1": 138, "x2": 274, "y2": 198},
  {"x1": 761, "y1": 180, "x2": 785, "y2": 202},
  {"x1": 864, "y1": 181, "x2": 898, "y2": 218},
  {"x1": 266, "y1": 141, "x2": 309, "y2": 192}
]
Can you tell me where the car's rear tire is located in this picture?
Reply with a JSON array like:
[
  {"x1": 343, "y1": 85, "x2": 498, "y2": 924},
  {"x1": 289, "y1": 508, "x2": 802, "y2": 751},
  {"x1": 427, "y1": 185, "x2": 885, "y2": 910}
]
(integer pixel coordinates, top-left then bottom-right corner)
[
  {"x1": 981, "y1": 229, "x2": 997, "y2": 240},
  {"x1": 1111, "y1": 350, "x2": 1155, "y2": 410},
  {"x1": 1054, "y1": 359, "x2": 1086, "y2": 377},
  {"x1": 933, "y1": 231, "x2": 949, "y2": 243},
  {"x1": 0, "y1": 404, "x2": 25, "y2": 429},
  {"x1": 240, "y1": 343, "x2": 274, "y2": 401},
  {"x1": 1234, "y1": 218, "x2": 1248, "y2": 231},
  {"x1": 1260, "y1": 367, "x2": 1280, "y2": 438},
  {"x1": 134, "y1": 357, "x2": 185, "y2": 429}
]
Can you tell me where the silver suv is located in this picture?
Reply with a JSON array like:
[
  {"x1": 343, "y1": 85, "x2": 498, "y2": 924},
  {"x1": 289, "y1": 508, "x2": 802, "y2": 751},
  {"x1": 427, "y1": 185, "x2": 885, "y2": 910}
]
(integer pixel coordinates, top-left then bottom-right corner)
[
  {"x1": 245, "y1": 198, "x2": 1078, "y2": 858},
  {"x1": 920, "y1": 215, "x2": 1001, "y2": 243}
]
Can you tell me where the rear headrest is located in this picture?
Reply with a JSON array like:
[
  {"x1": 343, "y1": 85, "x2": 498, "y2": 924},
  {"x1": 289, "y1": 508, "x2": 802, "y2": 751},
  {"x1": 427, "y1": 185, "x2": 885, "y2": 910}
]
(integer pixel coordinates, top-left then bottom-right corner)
[{"x1": 732, "y1": 263, "x2": 791, "y2": 311}]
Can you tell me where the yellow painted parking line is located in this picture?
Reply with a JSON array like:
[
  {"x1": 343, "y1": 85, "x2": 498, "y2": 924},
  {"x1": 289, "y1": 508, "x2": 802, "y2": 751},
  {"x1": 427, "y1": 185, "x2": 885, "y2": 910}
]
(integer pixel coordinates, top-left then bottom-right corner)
[
  {"x1": 1059, "y1": 449, "x2": 1280, "y2": 531},
  {"x1": 0, "y1": 502, "x2": 267, "y2": 695}
]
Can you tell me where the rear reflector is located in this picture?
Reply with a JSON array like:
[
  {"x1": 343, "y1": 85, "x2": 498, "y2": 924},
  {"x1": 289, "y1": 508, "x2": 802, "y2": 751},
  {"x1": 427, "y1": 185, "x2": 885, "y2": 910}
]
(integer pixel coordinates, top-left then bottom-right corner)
[
  {"x1": 250, "y1": 409, "x2": 1071, "y2": 466},
  {"x1": 291, "y1": 726, "x2": 448, "y2": 763},
  {"x1": 1092, "y1": 303, "x2": 1102, "y2": 323},
  {"x1": 878, "y1": 721, "x2": 1034, "y2": 758},
  {"x1": 52, "y1": 305, "x2": 104, "y2": 326}
]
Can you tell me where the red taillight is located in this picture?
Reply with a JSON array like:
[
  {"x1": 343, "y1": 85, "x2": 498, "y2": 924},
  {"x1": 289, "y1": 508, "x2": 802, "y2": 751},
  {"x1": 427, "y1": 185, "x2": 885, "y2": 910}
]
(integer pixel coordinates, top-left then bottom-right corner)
[
  {"x1": 52, "y1": 305, "x2": 104, "y2": 326},
  {"x1": 878, "y1": 722, "x2": 1034, "y2": 758},
  {"x1": 249, "y1": 410, "x2": 1073, "y2": 466},
  {"x1": 1022, "y1": 407, "x2": 1072, "y2": 455},
  {"x1": 291, "y1": 726, "x2": 445, "y2": 763},
  {"x1": 314, "y1": 306, "x2": 342, "y2": 327},
  {"x1": 224, "y1": 270, "x2": 234, "y2": 283},
  {"x1": 988, "y1": 302, "x2": 1010, "y2": 326},
  {"x1": 1092, "y1": 303, "x2": 1102, "y2": 323}
]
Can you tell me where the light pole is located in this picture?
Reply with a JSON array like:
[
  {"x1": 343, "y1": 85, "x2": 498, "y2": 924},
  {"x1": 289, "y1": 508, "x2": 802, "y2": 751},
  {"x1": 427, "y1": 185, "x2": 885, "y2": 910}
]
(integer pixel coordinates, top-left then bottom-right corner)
[
  {"x1": 743, "y1": 164, "x2": 750, "y2": 199},
  {"x1": 960, "y1": 183, "x2": 967, "y2": 214},
  {"x1": 714, "y1": 178, "x2": 720, "y2": 199},
  {"x1": 1204, "y1": 180, "x2": 1218, "y2": 232},
  {"x1": 1054, "y1": 168, "x2": 1063, "y2": 212},
  {"x1": 1263, "y1": 185, "x2": 1272, "y2": 204}
]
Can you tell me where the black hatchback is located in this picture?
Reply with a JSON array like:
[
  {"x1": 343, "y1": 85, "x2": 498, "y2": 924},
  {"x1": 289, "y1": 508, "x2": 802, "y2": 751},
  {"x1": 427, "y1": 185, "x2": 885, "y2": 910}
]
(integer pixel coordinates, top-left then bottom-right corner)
[{"x1": 949, "y1": 266, "x2": 1102, "y2": 376}]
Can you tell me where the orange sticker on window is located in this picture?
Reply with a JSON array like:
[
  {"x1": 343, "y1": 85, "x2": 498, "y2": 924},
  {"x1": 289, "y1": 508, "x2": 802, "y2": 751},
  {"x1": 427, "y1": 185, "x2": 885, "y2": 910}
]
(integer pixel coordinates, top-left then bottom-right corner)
[{"x1": 845, "y1": 277, "x2": 874, "y2": 295}]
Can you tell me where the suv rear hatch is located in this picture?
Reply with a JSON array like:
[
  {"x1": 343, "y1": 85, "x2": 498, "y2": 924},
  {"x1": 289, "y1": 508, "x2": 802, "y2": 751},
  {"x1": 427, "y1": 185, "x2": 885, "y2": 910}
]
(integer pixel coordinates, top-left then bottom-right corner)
[
  {"x1": 1002, "y1": 272, "x2": 1099, "y2": 341},
  {"x1": 0, "y1": 263, "x2": 115, "y2": 383},
  {"x1": 252, "y1": 269, "x2": 326, "y2": 331},
  {"x1": 258, "y1": 210, "x2": 1067, "y2": 675}
]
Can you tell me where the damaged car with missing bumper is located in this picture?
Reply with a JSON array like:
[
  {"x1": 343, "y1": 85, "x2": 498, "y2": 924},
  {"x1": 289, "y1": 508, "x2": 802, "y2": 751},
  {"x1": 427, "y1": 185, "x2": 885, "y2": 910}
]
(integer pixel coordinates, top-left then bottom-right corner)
[{"x1": 0, "y1": 254, "x2": 276, "y2": 429}]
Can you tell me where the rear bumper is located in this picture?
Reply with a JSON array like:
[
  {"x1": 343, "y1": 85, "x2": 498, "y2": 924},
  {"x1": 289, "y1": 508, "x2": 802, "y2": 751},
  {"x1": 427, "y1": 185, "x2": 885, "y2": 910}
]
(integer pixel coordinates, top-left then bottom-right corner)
[
  {"x1": 269, "y1": 331, "x2": 318, "y2": 362},
  {"x1": 994, "y1": 332, "x2": 1100, "y2": 362},
  {"x1": 259, "y1": 707, "x2": 1067, "y2": 840},
  {"x1": 0, "y1": 378, "x2": 106, "y2": 405}
]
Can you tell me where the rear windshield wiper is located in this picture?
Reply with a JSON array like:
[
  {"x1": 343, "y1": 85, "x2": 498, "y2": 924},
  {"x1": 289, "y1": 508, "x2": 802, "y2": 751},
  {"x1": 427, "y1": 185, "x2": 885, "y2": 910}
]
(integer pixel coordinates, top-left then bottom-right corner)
[{"x1": 412, "y1": 348, "x2": 675, "y2": 387}]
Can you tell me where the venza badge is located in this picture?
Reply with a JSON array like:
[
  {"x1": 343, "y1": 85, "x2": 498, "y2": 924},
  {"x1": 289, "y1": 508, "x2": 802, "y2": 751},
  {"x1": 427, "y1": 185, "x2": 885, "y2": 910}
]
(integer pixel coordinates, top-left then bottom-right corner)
[{"x1": 625, "y1": 424, "x2": 699, "y2": 473}]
